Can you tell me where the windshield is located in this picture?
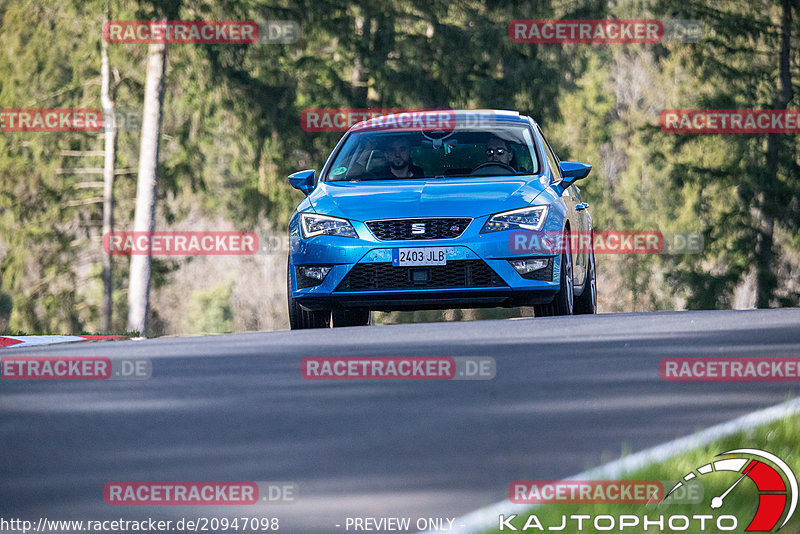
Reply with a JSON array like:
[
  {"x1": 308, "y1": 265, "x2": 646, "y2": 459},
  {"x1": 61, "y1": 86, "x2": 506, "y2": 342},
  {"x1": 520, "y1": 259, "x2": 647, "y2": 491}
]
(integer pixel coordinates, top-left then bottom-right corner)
[{"x1": 325, "y1": 125, "x2": 540, "y2": 181}]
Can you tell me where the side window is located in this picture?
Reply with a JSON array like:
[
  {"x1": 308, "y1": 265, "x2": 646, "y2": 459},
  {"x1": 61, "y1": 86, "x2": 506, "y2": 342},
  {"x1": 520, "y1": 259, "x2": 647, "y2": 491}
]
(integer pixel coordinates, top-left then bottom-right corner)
[{"x1": 536, "y1": 125, "x2": 563, "y2": 182}]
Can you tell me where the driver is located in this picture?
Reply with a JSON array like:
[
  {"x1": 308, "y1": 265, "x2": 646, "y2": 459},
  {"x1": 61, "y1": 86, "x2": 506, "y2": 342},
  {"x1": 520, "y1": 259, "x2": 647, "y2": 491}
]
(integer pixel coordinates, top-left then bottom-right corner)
[
  {"x1": 485, "y1": 137, "x2": 516, "y2": 169},
  {"x1": 378, "y1": 137, "x2": 424, "y2": 178}
]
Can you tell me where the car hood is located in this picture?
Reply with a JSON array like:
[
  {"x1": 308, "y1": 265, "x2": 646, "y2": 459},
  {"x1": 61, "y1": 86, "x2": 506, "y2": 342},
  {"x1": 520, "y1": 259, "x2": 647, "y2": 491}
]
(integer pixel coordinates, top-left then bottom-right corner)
[{"x1": 308, "y1": 176, "x2": 550, "y2": 220}]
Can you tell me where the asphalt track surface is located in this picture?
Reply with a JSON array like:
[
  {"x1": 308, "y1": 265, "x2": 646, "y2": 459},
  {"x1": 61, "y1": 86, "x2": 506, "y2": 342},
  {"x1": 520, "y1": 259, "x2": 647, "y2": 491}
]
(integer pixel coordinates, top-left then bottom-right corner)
[{"x1": 2, "y1": 309, "x2": 800, "y2": 533}]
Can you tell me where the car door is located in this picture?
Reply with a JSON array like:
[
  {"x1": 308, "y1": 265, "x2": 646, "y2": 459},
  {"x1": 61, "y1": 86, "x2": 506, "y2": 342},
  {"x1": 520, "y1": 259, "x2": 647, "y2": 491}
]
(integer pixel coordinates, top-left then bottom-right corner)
[{"x1": 536, "y1": 125, "x2": 587, "y2": 288}]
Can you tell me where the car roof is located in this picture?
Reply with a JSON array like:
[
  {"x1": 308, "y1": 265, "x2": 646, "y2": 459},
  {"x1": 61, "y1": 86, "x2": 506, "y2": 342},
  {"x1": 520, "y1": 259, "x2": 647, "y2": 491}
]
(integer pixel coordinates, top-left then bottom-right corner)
[{"x1": 350, "y1": 109, "x2": 534, "y2": 131}]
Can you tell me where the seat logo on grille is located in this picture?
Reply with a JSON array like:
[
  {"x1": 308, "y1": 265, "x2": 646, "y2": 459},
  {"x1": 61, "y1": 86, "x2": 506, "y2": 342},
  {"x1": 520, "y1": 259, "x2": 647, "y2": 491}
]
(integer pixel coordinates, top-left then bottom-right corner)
[{"x1": 411, "y1": 223, "x2": 426, "y2": 235}]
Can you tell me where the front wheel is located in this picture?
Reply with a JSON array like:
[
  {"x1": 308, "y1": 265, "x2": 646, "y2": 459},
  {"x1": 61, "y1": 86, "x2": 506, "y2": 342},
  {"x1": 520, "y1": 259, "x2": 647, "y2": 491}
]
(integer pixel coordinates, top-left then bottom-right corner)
[
  {"x1": 574, "y1": 250, "x2": 597, "y2": 315},
  {"x1": 287, "y1": 260, "x2": 331, "y2": 330},
  {"x1": 534, "y1": 231, "x2": 574, "y2": 317}
]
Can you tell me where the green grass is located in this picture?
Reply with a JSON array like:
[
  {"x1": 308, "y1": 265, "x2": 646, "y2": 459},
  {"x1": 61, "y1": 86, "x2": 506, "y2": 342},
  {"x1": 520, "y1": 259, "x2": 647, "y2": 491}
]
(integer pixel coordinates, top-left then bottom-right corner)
[
  {"x1": 80, "y1": 330, "x2": 140, "y2": 338},
  {"x1": 483, "y1": 413, "x2": 800, "y2": 533},
  {"x1": 0, "y1": 329, "x2": 30, "y2": 336},
  {"x1": 0, "y1": 330, "x2": 137, "y2": 337}
]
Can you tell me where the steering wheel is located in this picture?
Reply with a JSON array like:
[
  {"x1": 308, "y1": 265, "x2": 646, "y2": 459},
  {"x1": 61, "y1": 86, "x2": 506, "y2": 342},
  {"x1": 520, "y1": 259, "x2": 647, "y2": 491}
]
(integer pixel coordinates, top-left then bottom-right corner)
[
  {"x1": 362, "y1": 165, "x2": 393, "y2": 180},
  {"x1": 470, "y1": 161, "x2": 516, "y2": 175}
]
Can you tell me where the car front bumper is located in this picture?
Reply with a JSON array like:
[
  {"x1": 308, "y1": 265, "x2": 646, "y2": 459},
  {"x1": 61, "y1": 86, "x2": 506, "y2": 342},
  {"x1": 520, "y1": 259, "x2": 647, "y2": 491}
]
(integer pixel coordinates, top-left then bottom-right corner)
[{"x1": 289, "y1": 218, "x2": 563, "y2": 312}]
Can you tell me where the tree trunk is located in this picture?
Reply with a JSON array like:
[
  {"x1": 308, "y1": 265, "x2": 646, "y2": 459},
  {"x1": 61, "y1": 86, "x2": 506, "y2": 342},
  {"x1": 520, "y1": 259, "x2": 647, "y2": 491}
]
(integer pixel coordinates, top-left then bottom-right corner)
[
  {"x1": 127, "y1": 39, "x2": 167, "y2": 335},
  {"x1": 101, "y1": 3, "x2": 116, "y2": 334},
  {"x1": 755, "y1": 0, "x2": 794, "y2": 308},
  {"x1": 351, "y1": 12, "x2": 368, "y2": 106}
]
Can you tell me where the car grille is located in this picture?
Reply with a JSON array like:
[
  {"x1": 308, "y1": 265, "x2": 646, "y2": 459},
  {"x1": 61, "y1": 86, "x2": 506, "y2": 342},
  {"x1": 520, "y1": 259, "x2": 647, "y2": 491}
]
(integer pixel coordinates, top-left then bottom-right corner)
[
  {"x1": 365, "y1": 218, "x2": 472, "y2": 241},
  {"x1": 334, "y1": 260, "x2": 506, "y2": 292}
]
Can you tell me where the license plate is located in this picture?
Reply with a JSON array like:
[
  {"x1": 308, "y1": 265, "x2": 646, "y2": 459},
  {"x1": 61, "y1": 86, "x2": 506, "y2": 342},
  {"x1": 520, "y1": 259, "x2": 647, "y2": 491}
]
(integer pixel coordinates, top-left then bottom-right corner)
[{"x1": 392, "y1": 247, "x2": 447, "y2": 266}]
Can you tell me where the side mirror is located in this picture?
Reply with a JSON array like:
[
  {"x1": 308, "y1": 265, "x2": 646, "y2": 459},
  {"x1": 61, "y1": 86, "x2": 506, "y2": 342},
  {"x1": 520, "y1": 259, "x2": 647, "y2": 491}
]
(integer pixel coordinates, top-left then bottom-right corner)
[
  {"x1": 288, "y1": 169, "x2": 316, "y2": 196},
  {"x1": 558, "y1": 161, "x2": 592, "y2": 186}
]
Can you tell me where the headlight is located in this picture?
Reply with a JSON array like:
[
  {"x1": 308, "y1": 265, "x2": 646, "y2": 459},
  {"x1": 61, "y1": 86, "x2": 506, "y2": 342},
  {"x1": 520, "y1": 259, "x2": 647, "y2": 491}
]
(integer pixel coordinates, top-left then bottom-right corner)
[
  {"x1": 481, "y1": 205, "x2": 548, "y2": 233},
  {"x1": 300, "y1": 213, "x2": 358, "y2": 239}
]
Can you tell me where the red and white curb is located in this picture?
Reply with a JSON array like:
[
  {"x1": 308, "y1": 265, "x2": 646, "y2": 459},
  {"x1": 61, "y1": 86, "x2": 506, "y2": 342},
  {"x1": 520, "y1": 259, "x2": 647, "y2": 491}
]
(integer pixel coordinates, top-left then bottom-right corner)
[
  {"x1": 419, "y1": 397, "x2": 800, "y2": 533},
  {"x1": 0, "y1": 335, "x2": 122, "y2": 349}
]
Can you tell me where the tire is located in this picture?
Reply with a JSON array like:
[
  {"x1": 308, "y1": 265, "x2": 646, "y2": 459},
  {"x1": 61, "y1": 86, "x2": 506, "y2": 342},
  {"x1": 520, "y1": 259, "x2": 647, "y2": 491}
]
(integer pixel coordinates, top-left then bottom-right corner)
[
  {"x1": 532, "y1": 301, "x2": 552, "y2": 317},
  {"x1": 287, "y1": 260, "x2": 331, "y2": 330},
  {"x1": 332, "y1": 309, "x2": 372, "y2": 327},
  {"x1": 534, "y1": 230, "x2": 574, "y2": 317},
  {"x1": 574, "y1": 250, "x2": 597, "y2": 315}
]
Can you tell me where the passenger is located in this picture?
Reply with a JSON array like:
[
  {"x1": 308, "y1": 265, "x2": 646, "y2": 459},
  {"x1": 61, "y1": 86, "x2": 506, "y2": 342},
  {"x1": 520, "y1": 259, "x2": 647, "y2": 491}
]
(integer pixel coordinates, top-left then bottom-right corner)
[{"x1": 378, "y1": 137, "x2": 424, "y2": 178}]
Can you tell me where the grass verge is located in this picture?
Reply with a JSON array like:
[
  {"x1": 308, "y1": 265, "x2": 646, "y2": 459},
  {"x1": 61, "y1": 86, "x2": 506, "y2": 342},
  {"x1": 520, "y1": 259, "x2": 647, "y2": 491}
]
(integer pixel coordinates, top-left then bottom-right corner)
[{"x1": 483, "y1": 413, "x2": 800, "y2": 533}]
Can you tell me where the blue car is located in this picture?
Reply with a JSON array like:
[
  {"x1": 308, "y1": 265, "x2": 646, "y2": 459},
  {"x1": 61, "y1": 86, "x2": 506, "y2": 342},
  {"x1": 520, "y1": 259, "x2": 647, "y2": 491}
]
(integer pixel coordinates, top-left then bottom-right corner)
[{"x1": 287, "y1": 110, "x2": 596, "y2": 329}]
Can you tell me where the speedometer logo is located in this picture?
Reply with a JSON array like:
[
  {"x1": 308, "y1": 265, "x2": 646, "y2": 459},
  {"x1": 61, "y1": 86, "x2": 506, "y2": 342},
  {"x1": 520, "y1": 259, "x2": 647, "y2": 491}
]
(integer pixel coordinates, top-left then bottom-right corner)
[{"x1": 664, "y1": 449, "x2": 797, "y2": 531}]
